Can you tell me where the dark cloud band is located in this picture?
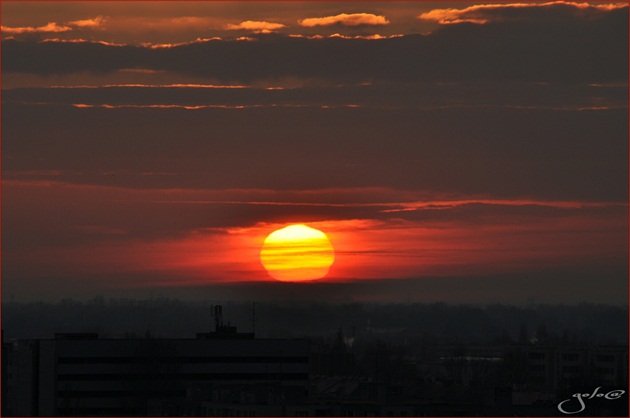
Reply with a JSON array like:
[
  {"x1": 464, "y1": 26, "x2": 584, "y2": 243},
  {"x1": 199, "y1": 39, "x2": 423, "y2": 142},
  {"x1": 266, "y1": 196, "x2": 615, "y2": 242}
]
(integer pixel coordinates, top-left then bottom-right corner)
[{"x1": 3, "y1": 3, "x2": 627, "y2": 84}]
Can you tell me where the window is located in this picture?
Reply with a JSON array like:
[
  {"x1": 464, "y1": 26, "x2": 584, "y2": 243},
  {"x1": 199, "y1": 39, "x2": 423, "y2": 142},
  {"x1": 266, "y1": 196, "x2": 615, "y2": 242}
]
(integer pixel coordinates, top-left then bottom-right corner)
[
  {"x1": 597, "y1": 367, "x2": 615, "y2": 376},
  {"x1": 530, "y1": 364, "x2": 546, "y2": 372},
  {"x1": 529, "y1": 352, "x2": 546, "y2": 360},
  {"x1": 562, "y1": 353, "x2": 579, "y2": 362},
  {"x1": 597, "y1": 355, "x2": 615, "y2": 363}
]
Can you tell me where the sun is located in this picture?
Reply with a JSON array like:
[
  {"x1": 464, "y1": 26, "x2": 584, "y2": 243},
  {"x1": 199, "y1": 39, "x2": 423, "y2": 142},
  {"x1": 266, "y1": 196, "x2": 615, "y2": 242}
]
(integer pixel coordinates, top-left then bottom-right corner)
[{"x1": 260, "y1": 224, "x2": 335, "y2": 282}]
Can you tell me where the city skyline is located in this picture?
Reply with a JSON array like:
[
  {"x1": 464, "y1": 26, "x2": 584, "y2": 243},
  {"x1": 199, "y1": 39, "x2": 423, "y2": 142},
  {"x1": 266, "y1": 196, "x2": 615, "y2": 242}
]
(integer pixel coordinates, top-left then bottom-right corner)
[{"x1": 1, "y1": 1, "x2": 628, "y2": 303}]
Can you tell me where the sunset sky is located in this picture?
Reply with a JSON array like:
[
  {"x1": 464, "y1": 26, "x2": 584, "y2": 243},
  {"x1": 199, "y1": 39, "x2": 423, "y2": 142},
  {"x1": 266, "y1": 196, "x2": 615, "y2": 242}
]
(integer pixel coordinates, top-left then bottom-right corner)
[{"x1": 1, "y1": 1, "x2": 628, "y2": 304}]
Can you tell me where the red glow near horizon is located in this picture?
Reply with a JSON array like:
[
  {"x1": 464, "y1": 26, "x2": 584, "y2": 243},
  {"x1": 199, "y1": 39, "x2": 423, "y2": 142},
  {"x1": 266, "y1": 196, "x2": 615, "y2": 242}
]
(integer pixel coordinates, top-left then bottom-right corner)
[{"x1": 2, "y1": 180, "x2": 626, "y2": 289}]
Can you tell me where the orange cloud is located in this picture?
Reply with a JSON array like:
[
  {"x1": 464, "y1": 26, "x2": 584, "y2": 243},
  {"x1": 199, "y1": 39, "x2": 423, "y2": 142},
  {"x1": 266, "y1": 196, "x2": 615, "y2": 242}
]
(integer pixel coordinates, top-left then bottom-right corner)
[
  {"x1": 288, "y1": 33, "x2": 403, "y2": 41},
  {"x1": 39, "y1": 38, "x2": 125, "y2": 47},
  {"x1": 1, "y1": 16, "x2": 107, "y2": 35},
  {"x1": 70, "y1": 103, "x2": 310, "y2": 110},
  {"x1": 1, "y1": 22, "x2": 72, "y2": 34},
  {"x1": 418, "y1": 2, "x2": 627, "y2": 25},
  {"x1": 226, "y1": 20, "x2": 286, "y2": 33},
  {"x1": 139, "y1": 37, "x2": 222, "y2": 49},
  {"x1": 418, "y1": 9, "x2": 489, "y2": 25},
  {"x1": 68, "y1": 16, "x2": 107, "y2": 29},
  {"x1": 299, "y1": 13, "x2": 390, "y2": 27}
]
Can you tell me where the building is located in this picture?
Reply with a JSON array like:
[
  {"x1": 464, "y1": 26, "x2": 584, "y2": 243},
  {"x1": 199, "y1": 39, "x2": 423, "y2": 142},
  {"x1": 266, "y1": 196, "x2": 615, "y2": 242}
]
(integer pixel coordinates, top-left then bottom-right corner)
[
  {"x1": 3, "y1": 311, "x2": 310, "y2": 416},
  {"x1": 504, "y1": 344, "x2": 628, "y2": 394},
  {"x1": 3, "y1": 327, "x2": 627, "y2": 416}
]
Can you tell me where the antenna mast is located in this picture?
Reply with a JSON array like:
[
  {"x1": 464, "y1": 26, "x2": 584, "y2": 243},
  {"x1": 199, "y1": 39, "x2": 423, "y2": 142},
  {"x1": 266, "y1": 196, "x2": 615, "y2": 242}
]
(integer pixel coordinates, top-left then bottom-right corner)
[{"x1": 211, "y1": 305, "x2": 223, "y2": 331}]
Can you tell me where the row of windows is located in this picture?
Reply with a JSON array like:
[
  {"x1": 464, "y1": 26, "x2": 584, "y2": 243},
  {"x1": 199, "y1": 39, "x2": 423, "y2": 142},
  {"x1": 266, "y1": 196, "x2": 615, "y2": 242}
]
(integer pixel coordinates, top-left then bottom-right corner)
[
  {"x1": 58, "y1": 372, "x2": 309, "y2": 382},
  {"x1": 149, "y1": 405, "x2": 263, "y2": 417},
  {"x1": 203, "y1": 408, "x2": 258, "y2": 417},
  {"x1": 58, "y1": 356, "x2": 309, "y2": 364},
  {"x1": 58, "y1": 389, "x2": 186, "y2": 398},
  {"x1": 528, "y1": 352, "x2": 620, "y2": 363},
  {"x1": 597, "y1": 367, "x2": 616, "y2": 376},
  {"x1": 530, "y1": 365, "x2": 616, "y2": 375},
  {"x1": 56, "y1": 406, "x2": 145, "y2": 416}
]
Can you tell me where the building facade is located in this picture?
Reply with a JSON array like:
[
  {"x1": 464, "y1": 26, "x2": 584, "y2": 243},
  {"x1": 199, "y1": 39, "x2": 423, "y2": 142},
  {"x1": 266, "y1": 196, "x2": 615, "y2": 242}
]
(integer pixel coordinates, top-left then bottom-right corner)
[
  {"x1": 4, "y1": 333, "x2": 309, "y2": 416},
  {"x1": 504, "y1": 344, "x2": 628, "y2": 394},
  {"x1": 3, "y1": 334, "x2": 627, "y2": 416}
]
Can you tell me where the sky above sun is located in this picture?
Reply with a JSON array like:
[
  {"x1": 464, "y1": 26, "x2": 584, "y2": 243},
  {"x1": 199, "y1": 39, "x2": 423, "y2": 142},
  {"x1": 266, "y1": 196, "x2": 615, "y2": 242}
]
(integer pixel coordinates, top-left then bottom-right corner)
[{"x1": 1, "y1": 1, "x2": 628, "y2": 303}]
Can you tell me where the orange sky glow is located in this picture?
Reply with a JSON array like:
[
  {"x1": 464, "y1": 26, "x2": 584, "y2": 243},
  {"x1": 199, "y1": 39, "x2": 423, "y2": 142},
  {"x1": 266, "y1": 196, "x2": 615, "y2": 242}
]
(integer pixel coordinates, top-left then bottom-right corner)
[
  {"x1": 4, "y1": 179, "x2": 625, "y2": 290},
  {"x1": 1, "y1": 1, "x2": 627, "y2": 303}
]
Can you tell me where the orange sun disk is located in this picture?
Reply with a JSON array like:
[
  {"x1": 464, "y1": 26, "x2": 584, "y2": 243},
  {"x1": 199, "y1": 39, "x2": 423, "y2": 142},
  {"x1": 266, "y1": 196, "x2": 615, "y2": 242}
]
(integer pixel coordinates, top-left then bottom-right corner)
[{"x1": 260, "y1": 224, "x2": 335, "y2": 282}]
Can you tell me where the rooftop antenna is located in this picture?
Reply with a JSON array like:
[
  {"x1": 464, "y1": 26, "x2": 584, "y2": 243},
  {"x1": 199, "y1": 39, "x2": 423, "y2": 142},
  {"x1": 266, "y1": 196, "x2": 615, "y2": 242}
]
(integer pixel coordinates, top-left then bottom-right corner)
[{"x1": 211, "y1": 304, "x2": 223, "y2": 331}]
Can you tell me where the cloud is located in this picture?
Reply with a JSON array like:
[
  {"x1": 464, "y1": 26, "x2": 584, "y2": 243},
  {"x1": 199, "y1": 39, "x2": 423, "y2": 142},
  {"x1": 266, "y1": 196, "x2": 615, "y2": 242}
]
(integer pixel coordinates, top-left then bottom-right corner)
[
  {"x1": 3, "y1": 94, "x2": 627, "y2": 202},
  {"x1": 1, "y1": 16, "x2": 107, "y2": 35},
  {"x1": 299, "y1": 13, "x2": 389, "y2": 27},
  {"x1": 418, "y1": 1, "x2": 628, "y2": 25},
  {"x1": 68, "y1": 16, "x2": 107, "y2": 29},
  {"x1": 3, "y1": 1, "x2": 626, "y2": 86},
  {"x1": 4, "y1": 81, "x2": 626, "y2": 114},
  {"x1": 1, "y1": 22, "x2": 72, "y2": 34},
  {"x1": 226, "y1": 20, "x2": 286, "y2": 33}
]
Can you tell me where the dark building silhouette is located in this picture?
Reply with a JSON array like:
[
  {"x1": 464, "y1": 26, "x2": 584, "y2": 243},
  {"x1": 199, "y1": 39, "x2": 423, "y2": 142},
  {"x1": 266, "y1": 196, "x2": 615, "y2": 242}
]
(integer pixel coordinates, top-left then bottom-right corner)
[
  {"x1": 503, "y1": 344, "x2": 628, "y2": 393},
  {"x1": 2, "y1": 314, "x2": 628, "y2": 416},
  {"x1": 2, "y1": 307, "x2": 309, "y2": 416},
  {"x1": 4, "y1": 334, "x2": 309, "y2": 416}
]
